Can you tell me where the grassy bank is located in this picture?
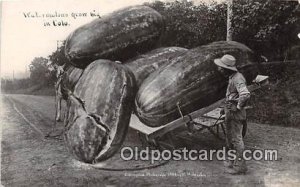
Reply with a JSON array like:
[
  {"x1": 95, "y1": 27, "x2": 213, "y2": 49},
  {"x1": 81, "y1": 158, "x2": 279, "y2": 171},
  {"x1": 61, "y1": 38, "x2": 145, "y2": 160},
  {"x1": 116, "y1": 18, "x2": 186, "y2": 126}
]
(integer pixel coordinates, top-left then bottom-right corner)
[
  {"x1": 2, "y1": 84, "x2": 55, "y2": 96},
  {"x1": 248, "y1": 61, "x2": 300, "y2": 128}
]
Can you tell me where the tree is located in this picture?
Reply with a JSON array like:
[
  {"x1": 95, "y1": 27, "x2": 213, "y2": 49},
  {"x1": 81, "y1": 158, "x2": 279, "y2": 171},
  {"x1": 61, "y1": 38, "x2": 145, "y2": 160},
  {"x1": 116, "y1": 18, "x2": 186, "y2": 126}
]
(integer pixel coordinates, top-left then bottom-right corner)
[
  {"x1": 29, "y1": 57, "x2": 52, "y2": 86},
  {"x1": 232, "y1": 0, "x2": 300, "y2": 60},
  {"x1": 49, "y1": 41, "x2": 70, "y2": 66},
  {"x1": 145, "y1": 0, "x2": 227, "y2": 48},
  {"x1": 1, "y1": 79, "x2": 14, "y2": 92}
]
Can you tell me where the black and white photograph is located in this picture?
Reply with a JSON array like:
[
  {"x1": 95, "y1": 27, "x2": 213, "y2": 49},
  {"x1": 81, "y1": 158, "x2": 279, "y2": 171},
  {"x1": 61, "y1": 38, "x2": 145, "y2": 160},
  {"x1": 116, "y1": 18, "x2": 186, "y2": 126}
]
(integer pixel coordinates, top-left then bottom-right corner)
[{"x1": 1, "y1": 0, "x2": 300, "y2": 186}]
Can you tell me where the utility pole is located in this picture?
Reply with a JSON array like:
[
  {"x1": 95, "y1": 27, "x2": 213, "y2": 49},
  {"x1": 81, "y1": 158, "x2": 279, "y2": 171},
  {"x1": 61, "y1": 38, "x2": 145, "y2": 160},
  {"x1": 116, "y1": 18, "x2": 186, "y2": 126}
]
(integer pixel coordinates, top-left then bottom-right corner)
[
  {"x1": 227, "y1": 0, "x2": 233, "y2": 41},
  {"x1": 12, "y1": 70, "x2": 15, "y2": 90}
]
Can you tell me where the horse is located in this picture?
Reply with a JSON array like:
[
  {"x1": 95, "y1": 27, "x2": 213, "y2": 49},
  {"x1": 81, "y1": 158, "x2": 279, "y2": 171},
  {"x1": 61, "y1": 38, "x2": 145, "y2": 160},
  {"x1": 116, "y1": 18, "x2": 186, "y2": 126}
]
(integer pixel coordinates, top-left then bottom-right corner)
[{"x1": 54, "y1": 64, "x2": 83, "y2": 122}]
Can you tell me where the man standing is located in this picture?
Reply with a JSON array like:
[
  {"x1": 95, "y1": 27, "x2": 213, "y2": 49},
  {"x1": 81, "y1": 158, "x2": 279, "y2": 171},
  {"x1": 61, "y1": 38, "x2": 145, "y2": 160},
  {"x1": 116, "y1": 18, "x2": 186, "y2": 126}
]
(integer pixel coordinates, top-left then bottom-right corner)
[{"x1": 214, "y1": 54, "x2": 250, "y2": 175}]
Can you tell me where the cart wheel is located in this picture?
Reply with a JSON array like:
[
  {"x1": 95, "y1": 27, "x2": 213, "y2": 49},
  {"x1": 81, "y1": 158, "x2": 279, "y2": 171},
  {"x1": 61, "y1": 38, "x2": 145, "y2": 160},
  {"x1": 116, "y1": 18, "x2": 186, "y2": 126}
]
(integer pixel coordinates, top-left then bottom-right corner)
[
  {"x1": 217, "y1": 123, "x2": 226, "y2": 140},
  {"x1": 242, "y1": 120, "x2": 247, "y2": 137}
]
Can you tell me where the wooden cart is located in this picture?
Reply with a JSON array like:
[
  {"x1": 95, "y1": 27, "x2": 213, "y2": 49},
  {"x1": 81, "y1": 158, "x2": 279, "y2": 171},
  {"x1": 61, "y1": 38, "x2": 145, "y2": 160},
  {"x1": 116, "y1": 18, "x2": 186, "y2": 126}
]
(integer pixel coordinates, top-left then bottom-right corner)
[{"x1": 129, "y1": 75, "x2": 269, "y2": 150}]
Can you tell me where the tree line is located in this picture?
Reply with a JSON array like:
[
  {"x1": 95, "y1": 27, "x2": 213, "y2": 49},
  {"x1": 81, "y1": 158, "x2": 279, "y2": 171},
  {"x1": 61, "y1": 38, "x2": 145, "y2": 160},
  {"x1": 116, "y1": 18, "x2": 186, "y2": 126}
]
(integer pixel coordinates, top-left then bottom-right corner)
[{"x1": 145, "y1": 0, "x2": 299, "y2": 60}]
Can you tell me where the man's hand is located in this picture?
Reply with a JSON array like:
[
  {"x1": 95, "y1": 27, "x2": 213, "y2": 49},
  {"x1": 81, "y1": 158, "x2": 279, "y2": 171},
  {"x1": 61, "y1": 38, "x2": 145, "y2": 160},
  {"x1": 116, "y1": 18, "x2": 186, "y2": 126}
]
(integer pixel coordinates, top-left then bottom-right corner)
[
  {"x1": 225, "y1": 101, "x2": 237, "y2": 112},
  {"x1": 220, "y1": 108, "x2": 225, "y2": 115},
  {"x1": 237, "y1": 104, "x2": 241, "y2": 110}
]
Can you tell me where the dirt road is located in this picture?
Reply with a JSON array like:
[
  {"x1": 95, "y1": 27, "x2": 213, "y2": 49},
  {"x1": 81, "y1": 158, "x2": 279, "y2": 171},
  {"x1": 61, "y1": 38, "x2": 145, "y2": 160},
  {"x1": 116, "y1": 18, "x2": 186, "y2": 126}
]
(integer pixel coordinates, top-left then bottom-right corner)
[{"x1": 1, "y1": 94, "x2": 299, "y2": 186}]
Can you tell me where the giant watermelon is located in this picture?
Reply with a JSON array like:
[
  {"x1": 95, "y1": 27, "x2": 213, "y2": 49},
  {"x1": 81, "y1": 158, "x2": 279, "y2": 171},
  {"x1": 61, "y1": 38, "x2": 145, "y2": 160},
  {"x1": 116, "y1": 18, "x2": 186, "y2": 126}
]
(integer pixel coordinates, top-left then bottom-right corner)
[
  {"x1": 125, "y1": 47, "x2": 188, "y2": 87},
  {"x1": 135, "y1": 41, "x2": 260, "y2": 127},
  {"x1": 65, "y1": 5, "x2": 165, "y2": 68},
  {"x1": 64, "y1": 60, "x2": 136, "y2": 163}
]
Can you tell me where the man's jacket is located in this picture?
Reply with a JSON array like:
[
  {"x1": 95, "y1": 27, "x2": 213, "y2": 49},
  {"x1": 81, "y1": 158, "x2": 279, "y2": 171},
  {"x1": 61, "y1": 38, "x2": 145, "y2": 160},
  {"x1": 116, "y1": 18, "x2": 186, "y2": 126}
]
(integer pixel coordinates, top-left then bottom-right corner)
[{"x1": 225, "y1": 72, "x2": 250, "y2": 121}]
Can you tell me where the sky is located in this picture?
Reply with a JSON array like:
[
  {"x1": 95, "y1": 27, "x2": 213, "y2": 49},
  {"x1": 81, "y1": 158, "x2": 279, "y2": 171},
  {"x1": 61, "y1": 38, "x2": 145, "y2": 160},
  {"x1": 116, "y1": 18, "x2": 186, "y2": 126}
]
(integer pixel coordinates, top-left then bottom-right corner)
[{"x1": 0, "y1": 0, "x2": 224, "y2": 79}]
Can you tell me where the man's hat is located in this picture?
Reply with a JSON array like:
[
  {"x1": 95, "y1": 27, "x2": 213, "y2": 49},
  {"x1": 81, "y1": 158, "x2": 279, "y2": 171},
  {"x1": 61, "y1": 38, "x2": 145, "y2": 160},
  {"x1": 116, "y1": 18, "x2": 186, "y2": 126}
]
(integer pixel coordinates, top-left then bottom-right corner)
[{"x1": 214, "y1": 54, "x2": 238, "y2": 71}]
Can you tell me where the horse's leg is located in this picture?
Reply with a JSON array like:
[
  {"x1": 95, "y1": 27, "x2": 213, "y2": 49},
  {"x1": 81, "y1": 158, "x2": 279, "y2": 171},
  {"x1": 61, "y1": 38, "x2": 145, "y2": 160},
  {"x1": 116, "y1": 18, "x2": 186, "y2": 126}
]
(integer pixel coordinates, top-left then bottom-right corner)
[{"x1": 56, "y1": 94, "x2": 62, "y2": 122}]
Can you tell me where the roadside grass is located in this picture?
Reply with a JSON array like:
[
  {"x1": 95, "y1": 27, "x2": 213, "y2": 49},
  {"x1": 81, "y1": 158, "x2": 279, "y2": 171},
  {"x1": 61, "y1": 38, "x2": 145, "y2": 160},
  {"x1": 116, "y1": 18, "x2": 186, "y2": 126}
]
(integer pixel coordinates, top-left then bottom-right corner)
[
  {"x1": 4, "y1": 84, "x2": 55, "y2": 96},
  {"x1": 248, "y1": 61, "x2": 300, "y2": 128}
]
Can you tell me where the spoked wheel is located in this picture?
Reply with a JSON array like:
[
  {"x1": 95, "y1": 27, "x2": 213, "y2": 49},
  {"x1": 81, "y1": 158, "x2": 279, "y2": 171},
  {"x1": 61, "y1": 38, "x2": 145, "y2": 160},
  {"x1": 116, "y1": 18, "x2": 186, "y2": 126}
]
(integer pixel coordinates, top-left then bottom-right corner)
[
  {"x1": 209, "y1": 123, "x2": 226, "y2": 140},
  {"x1": 191, "y1": 121, "x2": 226, "y2": 141}
]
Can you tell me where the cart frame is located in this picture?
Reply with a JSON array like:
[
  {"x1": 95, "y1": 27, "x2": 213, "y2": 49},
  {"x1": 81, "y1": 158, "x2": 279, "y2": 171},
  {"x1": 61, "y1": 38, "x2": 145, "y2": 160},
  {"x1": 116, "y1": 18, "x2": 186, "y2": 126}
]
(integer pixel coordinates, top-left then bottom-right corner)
[{"x1": 130, "y1": 75, "x2": 269, "y2": 150}]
